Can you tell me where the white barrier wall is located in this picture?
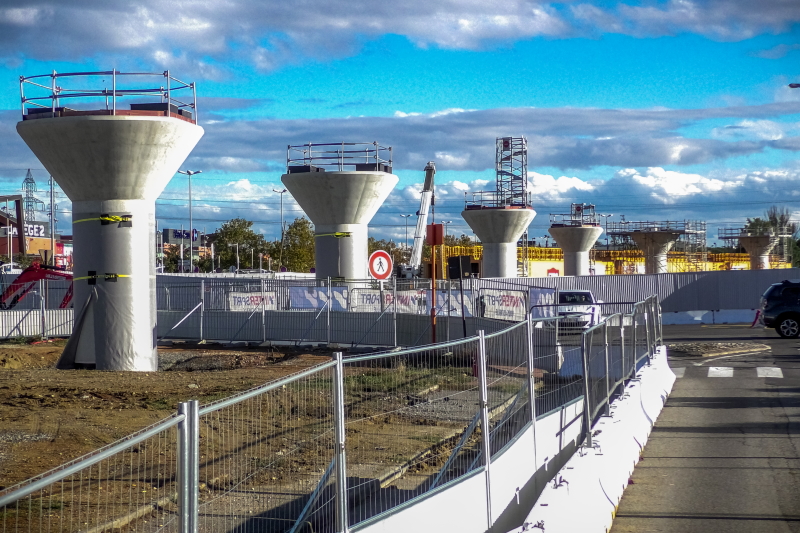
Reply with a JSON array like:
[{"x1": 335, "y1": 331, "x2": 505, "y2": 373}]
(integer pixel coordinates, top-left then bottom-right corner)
[
  {"x1": 0, "y1": 309, "x2": 73, "y2": 338},
  {"x1": 513, "y1": 347, "x2": 675, "y2": 533},
  {"x1": 355, "y1": 399, "x2": 585, "y2": 533}
]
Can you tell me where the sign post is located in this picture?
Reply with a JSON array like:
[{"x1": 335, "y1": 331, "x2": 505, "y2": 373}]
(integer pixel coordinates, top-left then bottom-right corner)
[{"x1": 368, "y1": 250, "x2": 393, "y2": 280}]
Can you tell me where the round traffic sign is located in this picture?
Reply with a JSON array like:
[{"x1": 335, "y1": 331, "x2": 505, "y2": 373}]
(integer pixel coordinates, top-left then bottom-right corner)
[{"x1": 368, "y1": 250, "x2": 393, "y2": 280}]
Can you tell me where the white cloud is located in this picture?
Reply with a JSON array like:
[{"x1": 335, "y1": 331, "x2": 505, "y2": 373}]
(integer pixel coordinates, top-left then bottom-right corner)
[{"x1": 2, "y1": 0, "x2": 798, "y2": 74}]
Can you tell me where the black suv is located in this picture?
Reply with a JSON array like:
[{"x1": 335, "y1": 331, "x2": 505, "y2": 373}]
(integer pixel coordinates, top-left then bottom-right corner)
[{"x1": 761, "y1": 280, "x2": 800, "y2": 337}]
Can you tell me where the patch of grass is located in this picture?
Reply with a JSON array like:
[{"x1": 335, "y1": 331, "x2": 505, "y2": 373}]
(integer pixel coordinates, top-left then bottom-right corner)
[
  {"x1": 2, "y1": 335, "x2": 42, "y2": 345},
  {"x1": 409, "y1": 434, "x2": 443, "y2": 445},
  {"x1": 144, "y1": 398, "x2": 171, "y2": 410}
]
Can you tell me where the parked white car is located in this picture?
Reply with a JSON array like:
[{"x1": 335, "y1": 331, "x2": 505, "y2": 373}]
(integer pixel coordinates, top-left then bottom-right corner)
[{"x1": 557, "y1": 290, "x2": 601, "y2": 329}]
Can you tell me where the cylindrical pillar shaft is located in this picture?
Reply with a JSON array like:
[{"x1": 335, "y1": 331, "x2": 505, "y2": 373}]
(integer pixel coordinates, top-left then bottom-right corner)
[
  {"x1": 481, "y1": 243, "x2": 517, "y2": 278},
  {"x1": 314, "y1": 224, "x2": 368, "y2": 279},
  {"x1": 72, "y1": 200, "x2": 156, "y2": 369}
]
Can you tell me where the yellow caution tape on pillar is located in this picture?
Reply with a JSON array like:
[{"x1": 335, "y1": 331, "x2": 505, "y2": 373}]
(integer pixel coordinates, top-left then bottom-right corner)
[
  {"x1": 73, "y1": 215, "x2": 132, "y2": 224},
  {"x1": 315, "y1": 232, "x2": 352, "y2": 238},
  {"x1": 73, "y1": 273, "x2": 131, "y2": 281}
]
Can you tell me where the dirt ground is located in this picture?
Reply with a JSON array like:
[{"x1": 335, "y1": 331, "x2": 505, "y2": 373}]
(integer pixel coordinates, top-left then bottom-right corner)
[{"x1": 0, "y1": 339, "x2": 335, "y2": 490}]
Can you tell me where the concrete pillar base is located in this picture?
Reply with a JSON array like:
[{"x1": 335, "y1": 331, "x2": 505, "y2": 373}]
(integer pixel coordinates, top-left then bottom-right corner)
[
  {"x1": 548, "y1": 226, "x2": 603, "y2": 276},
  {"x1": 738, "y1": 235, "x2": 778, "y2": 270},
  {"x1": 630, "y1": 231, "x2": 680, "y2": 274}
]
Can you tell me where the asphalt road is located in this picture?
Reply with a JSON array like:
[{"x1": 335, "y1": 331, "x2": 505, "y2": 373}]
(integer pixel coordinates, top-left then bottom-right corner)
[{"x1": 610, "y1": 324, "x2": 800, "y2": 533}]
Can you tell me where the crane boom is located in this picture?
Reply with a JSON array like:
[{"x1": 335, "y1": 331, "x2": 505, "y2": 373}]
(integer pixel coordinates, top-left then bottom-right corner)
[{"x1": 400, "y1": 161, "x2": 435, "y2": 278}]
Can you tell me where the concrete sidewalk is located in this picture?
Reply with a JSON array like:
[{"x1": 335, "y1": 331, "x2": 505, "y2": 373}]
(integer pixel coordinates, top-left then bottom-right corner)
[{"x1": 610, "y1": 325, "x2": 800, "y2": 533}]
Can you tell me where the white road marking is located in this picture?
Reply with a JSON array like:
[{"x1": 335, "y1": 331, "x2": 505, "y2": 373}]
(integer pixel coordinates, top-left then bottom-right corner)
[
  {"x1": 708, "y1": 367, "x2": 734, "y2": 377},
  {"x1": 756, "y1": 367, "x2": 784, "y2": 378},
  {"x1": 693, "y1": 351, "x2": 769, "y2": 367},
  {"x1": 673, "y1": 367, "x2": 686, "y2": 378}
]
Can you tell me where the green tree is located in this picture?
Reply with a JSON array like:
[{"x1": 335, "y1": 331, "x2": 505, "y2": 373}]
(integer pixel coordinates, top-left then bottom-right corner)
[
  {"x1": 281, "y1": 217, "x2": 315, "y2": 272},
  {"x1": 210, "y1": 218, "x2": 269, "y2": 270}
]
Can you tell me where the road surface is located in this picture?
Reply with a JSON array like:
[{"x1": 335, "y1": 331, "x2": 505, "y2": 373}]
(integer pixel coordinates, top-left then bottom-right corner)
[{"x1": 611, "y1": 324, "x2": 800, "y2": 533}]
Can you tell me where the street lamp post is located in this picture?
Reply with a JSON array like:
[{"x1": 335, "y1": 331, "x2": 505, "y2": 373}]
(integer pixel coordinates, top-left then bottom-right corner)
[
  {"x1": 228, "y1": 243, "x2": 240, "y2": 271},
  {"x1": 273, "y1": 188, "x2": 287, "y2": 267},
  {"x1": 178, "y1": 170, "x2": 202, "y2": 272},
  {"x1": 441, "y1": 221, "x2": 453, "y2": 241}
]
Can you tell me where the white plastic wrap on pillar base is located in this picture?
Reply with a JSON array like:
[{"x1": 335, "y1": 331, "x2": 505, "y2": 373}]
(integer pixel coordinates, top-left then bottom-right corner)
[
  {"x1": 738, "y1": 235, "x2": 777, "y2": 270},
  {"x1": 481, "y1": 242, "x2": 518, "y2": 278},
  {"x1": 630, "y1": 231, "x2": 680, "y2": 274},
  {"x1": 72, "y1": 200, "x2": 157, "y2": 370},
  {"x1": 314, "y1": 224, "x2": 368, "y2": 279},
  {"x1": 548, "y1": 226, "x2": 603, "y2": 276}
]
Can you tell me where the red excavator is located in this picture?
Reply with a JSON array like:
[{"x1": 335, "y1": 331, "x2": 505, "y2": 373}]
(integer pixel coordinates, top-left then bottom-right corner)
[{"x1": 0, "y1": 262, "x2": 73, "y2": 309}]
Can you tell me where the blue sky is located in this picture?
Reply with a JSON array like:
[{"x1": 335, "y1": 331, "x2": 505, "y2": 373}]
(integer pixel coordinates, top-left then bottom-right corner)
[{"x1": 0, "y1": 0, "x2": 799, "y2": 247}]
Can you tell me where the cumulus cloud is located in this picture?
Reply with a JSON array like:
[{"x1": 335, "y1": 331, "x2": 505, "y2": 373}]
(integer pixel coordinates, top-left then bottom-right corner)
[{"x1": 1, "y1": 0, "x2": 798, "y2": 74}]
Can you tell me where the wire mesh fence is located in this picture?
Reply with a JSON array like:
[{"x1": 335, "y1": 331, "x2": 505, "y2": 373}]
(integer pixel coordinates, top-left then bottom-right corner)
[
  {"x1": 1, "y1": 295, "x2": 662, "y2": 532},
  {"x1": 0, "y1": 414, "x2": 184, "y2": 533},
  {"x1": 195, "y1": 364, "x2": 338, "y2": 533},
  {"x1": 341, "y1": 337, "x2": 483, "y2": 525}
]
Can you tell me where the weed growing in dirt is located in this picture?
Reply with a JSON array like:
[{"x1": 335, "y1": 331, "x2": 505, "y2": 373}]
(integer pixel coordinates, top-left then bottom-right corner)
[{"x1": 2, "y1": 336, "x2": 42, "y2": 345}]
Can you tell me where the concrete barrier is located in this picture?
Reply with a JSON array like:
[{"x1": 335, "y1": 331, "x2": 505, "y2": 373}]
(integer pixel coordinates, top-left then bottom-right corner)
[
  {"x1": 661, "y1": 309, "x2": 757, "y2": 325},
  {"x1": 510, "y1": 346, "x2": 675, "y2": 533}
]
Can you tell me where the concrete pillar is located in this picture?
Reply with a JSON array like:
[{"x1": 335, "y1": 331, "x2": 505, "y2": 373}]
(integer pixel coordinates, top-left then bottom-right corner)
[
  {"x1": 630, "y1": 231, "x2": 680, "y2": 274},
  {"x1": 281, "y1": 171, "x2": 398, "y2": 279},
  {"x1": 461, "y1": 207, "x2": 536, "y2": 278},
  {"x1": 548, "y1": 226, "x2": 603, "y2": 276},
  {"x1": 738, "y1": 235, "x2": 777, "y2": 270},
  {"x1": 17, "y1": 115, "x2": 203, "y2": 370}
]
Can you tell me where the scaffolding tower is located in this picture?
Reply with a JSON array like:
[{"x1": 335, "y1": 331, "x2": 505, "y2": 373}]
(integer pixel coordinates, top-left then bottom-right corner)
[
  {"x1": 718, "y1": 226, "x2": 793, "y2": 267},
  {"x1": 497, "y1": 136, "x2": 530, "y2": 275}
]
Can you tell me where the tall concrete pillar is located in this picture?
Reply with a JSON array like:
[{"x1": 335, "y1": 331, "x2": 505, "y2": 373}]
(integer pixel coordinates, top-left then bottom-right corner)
[
  {"x1": 17, "y1": 115, "x2": 203, "y2": 370},
  {"x1": 281, "y1": 171, "x2": 398, "y2": 279},
  {"x1": 548, "y1": 226, "x2": 603, "y2": 276},
  {"x1": 738, "y1": 235, "x2": 777, "y2": 270},
  {"x1": 461, "y1": 207, "x2": 536, "y2": 278},
  {"x1": 630, "y1": 231, "x2": 680, "y2": 274}
]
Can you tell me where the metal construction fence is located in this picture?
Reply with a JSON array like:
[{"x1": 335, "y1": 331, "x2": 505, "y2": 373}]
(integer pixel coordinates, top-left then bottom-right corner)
[
  {"x1": 0, "y1": 277, "x2": 555, "y2": 344},
  {"x1": 0, "y1": 295, "x2": 662, "y2": 533}
]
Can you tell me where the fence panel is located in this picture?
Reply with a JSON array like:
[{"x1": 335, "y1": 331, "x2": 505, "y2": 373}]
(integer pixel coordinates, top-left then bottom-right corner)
[
  {"x1": 342, "y1": 338, "x2": 482, "y2": 527},
  {"x1": 484, "y1": 322, "x2": 531, "y2": 456},
  {"x1": 0, "y1": 416, "x2": 182, "y2": 533},
  {"x1": 196, "y1": 364, "x2": 337, "y2": 533}
]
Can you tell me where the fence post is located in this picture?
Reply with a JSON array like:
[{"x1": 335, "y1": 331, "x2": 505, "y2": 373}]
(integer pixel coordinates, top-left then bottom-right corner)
[
  {"x1": 476, "y1": 330, "x2": 492, "y2": 530},
  {"x1": 199, "y1": 280, "x2": 205, "y2": 343},
  {"x1": 631, "y1": 309, "x2": 638, "y2": 376},
  {"x1": 525, "y1": 314, "x2": 537, "y2": 428},
  {"x1": 332, "y1": 352, "x2": 349, "y2": 533},
  {"x1": 261, "y1": 278, "x2": 267, "y2": 344},
  {"x1": 39, "y1": 279, "x2": 46, "y2": 339},
  {"x1": 580, "y1": 329, "x2": 593, "y2": 448},
  {"x1": 178, "y1": 400, "x2": 199, "y2": 533},
  {"x1": 603, "y1": 321, "x2": 610, "y2": 417},
  {"x1": 392, "y1": 277, "x2": 397, "y2": 347},
  {"x1": 327, "y1": 278, "x2": 332, "y2": 345}
]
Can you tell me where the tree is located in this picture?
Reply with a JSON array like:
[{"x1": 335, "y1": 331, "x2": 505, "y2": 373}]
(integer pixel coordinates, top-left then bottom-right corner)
[
  {"x1": 281, "y1": 217, "x2": 315, "y2": 272},
  {"x1": 210, "y1": 218, "x2": 269, "y2": 270}
]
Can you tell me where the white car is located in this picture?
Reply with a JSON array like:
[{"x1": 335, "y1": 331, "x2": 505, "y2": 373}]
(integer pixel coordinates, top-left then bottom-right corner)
[{"x1": 557, "y1": 290, "x2": 601, "y2": 329}]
